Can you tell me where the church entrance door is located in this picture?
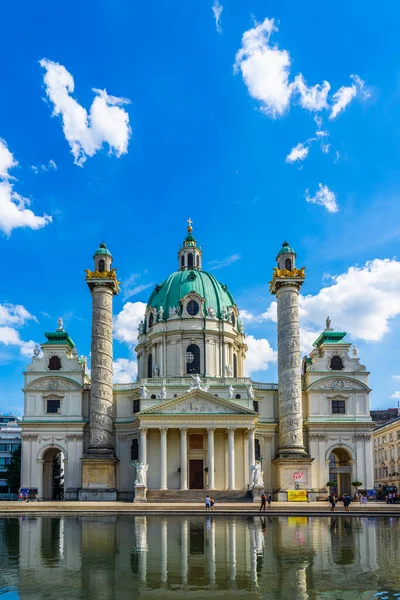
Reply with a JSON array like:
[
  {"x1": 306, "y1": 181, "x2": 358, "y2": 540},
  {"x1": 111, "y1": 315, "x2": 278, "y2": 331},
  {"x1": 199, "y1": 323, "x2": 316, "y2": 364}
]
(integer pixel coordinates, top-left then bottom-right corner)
[{"x1": 189, "y1": 459, "x2": 204, "y2": 489}]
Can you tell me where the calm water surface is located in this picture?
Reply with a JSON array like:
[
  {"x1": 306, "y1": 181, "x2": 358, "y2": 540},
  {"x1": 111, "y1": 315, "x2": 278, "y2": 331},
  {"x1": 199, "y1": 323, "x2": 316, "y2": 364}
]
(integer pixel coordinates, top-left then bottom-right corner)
[{"x1": 0, "y1": 515, "x2": 399, "y2": 599}]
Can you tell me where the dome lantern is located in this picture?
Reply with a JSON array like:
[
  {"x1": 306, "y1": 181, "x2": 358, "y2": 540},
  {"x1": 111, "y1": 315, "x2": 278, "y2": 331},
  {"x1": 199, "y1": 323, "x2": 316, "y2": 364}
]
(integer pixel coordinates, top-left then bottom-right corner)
[
  {"x1": 178, "y1": 218, "x2": 203, "y2": 271},
  {"x1": 276, "y1": 241, "x2": 296, "y2": 271}
]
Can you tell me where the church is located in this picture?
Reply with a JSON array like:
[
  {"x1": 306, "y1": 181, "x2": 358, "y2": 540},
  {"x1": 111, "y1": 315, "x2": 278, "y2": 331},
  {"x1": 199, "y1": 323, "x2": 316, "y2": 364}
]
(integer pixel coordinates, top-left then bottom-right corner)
[{"x1": 20, "y1": 222, "x2": 374, "y2": 501}]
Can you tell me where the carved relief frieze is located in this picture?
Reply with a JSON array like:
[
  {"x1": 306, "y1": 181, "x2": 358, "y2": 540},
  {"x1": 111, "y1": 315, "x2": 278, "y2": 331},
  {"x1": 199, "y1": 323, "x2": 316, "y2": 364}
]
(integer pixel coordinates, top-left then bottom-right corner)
[
  {"x1": 29, "y1": 378, "x2": 78, "y2": 391},
  {"x1": 22, "y1": 434, "x2": 39, "y2": 442}
]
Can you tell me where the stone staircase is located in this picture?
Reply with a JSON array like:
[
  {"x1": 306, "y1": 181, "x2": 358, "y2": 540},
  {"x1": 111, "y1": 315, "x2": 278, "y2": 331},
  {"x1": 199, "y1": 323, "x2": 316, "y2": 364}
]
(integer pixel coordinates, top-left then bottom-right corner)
[{"x1": 146, "y1": 489, "x2": 253, "y2": 503}]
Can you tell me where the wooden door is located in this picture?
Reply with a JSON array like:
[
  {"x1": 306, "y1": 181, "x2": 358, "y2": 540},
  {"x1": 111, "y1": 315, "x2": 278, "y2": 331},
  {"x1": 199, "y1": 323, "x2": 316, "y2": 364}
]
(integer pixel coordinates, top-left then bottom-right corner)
[{"x1": 189, "y1": 459, "x2": 204, "y2": 489}]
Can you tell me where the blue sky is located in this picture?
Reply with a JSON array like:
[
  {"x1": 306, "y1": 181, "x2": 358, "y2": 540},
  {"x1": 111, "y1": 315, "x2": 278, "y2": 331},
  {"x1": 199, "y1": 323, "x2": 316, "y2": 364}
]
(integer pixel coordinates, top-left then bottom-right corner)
[{"x1": 1, "y1": 0, "x2": 400, "y2": 414}]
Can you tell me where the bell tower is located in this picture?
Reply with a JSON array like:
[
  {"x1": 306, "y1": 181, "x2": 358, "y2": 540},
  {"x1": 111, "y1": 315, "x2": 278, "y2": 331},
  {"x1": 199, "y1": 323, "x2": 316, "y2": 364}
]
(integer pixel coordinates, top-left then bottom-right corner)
[
  {"x1": 178, "y1": 218, "x2": 203, "y2": 270},
  {"x1": 79, "y1": 242, "x2": 120, "y2": 501}
]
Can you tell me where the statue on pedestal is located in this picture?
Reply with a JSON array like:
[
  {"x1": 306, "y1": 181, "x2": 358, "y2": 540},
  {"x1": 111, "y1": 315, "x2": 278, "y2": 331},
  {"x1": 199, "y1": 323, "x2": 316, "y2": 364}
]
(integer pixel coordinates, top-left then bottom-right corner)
[
  {"x1": 247, "y1": 385, "x2": 254, "y2": 399},
  {"x1": 135, "y1": 462, "x2": 148, "y2": 487},
  {"x1": 227, "y1": 385, "x2": 234, "y2": 399},
  {"x1": 139, "y1": 384, "x2": 148, "y2": 400},
  {"x1": 252, "y1": 462, "x2": 264, "y2": 488},
  {"x1": 159, "y1": 385, "x2": 167, "y2": 399}
]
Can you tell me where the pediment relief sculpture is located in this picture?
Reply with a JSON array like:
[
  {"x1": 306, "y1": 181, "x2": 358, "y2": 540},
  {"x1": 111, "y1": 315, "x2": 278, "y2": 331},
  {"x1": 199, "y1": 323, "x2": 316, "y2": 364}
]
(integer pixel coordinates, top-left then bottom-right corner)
[{"x1": 27, "y1": 377, "x2": 81, "y2": 391}]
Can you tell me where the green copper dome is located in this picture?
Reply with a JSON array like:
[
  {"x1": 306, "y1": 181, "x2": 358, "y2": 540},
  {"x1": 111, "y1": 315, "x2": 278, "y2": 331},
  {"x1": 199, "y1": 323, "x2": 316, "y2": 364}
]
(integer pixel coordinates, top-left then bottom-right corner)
[
  {"x1": 147, "y1": 270, "x2": 235, "y2": 319},
  {"x1": 93, "y1": 242, "x2": 112, "y2": 259},
  {"x1": 277, "y1": 241, "x2": 295, "y2": 256}
]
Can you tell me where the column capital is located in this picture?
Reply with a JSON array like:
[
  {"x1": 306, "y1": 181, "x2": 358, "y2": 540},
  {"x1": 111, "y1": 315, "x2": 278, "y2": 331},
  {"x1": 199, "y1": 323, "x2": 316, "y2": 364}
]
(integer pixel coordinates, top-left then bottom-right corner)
[
  {"x1": 247, "y1": 426, "x2": 256, "y2": 434},
  {"x1": 159, "y1": 427, "x2": 169, "y2": 435},
  {"x1": 139, "y1": 427, "x2": 148, "y2": 435},
  {"x1": 227, "y1": 427, "x2": 236, "y2": 433},
  {"x1": 179, "y1": 427, "x2": 188, "y2": 435},
  {"x1": 207, "y1": 427, "x2": 216, "y2": 434}
]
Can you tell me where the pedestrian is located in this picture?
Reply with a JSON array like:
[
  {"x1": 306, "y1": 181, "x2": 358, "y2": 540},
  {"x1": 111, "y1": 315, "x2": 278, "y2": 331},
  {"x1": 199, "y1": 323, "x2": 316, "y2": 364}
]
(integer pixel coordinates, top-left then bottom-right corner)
[
  {"x1": 205, "y1": 495, "x2": 211, "y2": 511},
  {"x1": 306, "y1": 491, "x2": 310, "y2": 503},
  {"x1": 343, "y1": 494, "x2": 351, "y2": 513},
  {"x1": 329, "y1": 494, "x2": 336, "y2": 512},
  {"x1": 260, "y1": 492, "x2": 266, "y2": 512},
  {"x1": 210, "y1": 497, "x2": 215, "y2": 511},
  {"x1": 267, "y1": 492, "x2": 272, "y2": 509}
]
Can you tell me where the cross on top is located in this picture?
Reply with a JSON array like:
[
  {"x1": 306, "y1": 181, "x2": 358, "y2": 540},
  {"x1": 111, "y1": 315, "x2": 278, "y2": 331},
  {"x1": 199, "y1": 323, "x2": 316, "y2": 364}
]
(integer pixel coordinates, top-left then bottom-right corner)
[{"x1": 187, "y1": 217, "x2": 193, "y2": 228}]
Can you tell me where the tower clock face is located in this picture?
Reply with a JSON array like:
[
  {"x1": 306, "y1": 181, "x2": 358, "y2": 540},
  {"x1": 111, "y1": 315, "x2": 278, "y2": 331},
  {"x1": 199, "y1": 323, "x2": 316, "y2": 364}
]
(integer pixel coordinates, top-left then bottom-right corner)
[{"x1": 332, "y1": 379, "x2": 345, "y2": 391}]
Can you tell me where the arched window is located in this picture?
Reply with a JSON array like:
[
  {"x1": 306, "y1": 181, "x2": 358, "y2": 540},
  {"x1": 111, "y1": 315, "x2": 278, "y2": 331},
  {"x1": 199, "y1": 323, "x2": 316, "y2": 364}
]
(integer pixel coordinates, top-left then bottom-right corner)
[
  {"x1": 285, "y1": 258, "x2": 292, "y2": 270},
  {"x1": 148, "y1": 312, "x2": 154, "y2": 329},
  {"x1": 147, "y1": 354, "x2": 153, "y2": 378},
  {"x1": 231, "y1": 312, "x2": 236, "y2": 328},
  {"x1": 181, "y1": 255, "x2": 185, "y2": 268},
  {"x1": 188, "y1": 253, "x2": 194, "y2": 268},
  {"x1": 329, "y1": 453, "x2": 337, "y2": 468},
  {"x1": 98, "y1": 259, "x2": 105, "y2": 273},
  {"x1": 48, "y1": 356, "x2": 61, "y2": 371},
  {"x1": 233, "y1": 354, "x2": 238, "y2": 378},
  {"x1": 131, "y1": 439, "x2": 139, "y2": 461},
  {"x1": 330, "y1": 355, "x2": 344, "y2": 370},
  {"x1": 186, "y1": 300, "x2": 199, "y2": 316},
  {"x1": 255, "y1": 438, "x2": 261, "y2": 460},
  {"x1": 186, "y1": 344, "x2": 200, "y2": 374}
]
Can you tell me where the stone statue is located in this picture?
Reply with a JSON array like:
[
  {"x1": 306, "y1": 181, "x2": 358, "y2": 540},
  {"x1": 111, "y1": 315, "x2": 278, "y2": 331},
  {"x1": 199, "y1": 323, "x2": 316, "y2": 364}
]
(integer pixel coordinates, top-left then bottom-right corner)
[
  {"x1": 326, "y1": 316, "x2": 331, "y2": 330},
  {"x1": 138, "y1": 321, "x2": 144, "y2": 334},
  {"x1": 221, "y1": 307, "x2": 227, "y2": 321},
  {"x1": 33, "y1": 344, "x2": 41, "y2": 358},
  {"x1": 139, "y1": 384, "x2": 148, "y2": 400},
  {"x1": 135, "y1": 462, "x2": 148, "y2": 486},
  {"x1": 57, "y1": 317, "x2": 63, "y2": 331},
  {"x1": 252, "y1": 462, "x2": 264, "y2": 487},
  {"x1": 159, "y1": 385, "x2": 167, "y2": 399},
  {"x1": 247, "y1": 385, "x2": 254, "y2": 399},
  {"x1": 191, "y1": 374, "x2": 202, "y2": 389},
  {"x1": 207, "y1": 306, "x2": 216, "y2": 318},
  {"x1": 169, "y1": 306, "x2": 179, "y2": 318},
  {"x1": 153, "y1": 364, "x2": 160, "y2": 377},
  {"x1": 71, "y1": 346, "x2": 78, "y2": 357},
  {"x1": 225, "y1": 364, "x2": 232, "y2": 377},
  {"x1": 352, "y1": 344, "x2": 358, "y2": 358},
  {"x1": 152, "y1": 307, "x2": 158, "y2": 322},
  {"x1": 158, "y1": 306, "x2": 164, "y2": 321},
  {"x1": 227, "y1": 385, "x2": 234, "y2": 399}
]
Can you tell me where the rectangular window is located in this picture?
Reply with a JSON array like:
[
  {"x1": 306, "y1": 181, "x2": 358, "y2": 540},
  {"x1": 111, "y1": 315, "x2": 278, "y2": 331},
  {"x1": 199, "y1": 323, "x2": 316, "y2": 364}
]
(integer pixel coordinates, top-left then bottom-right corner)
[
  {"x1": 0, "y1": 444, "x2": 10, "y2": 452},
  {"x1": 397, "y1": 446, "x2": 400, "y2": 458},
  {"x1": 332, "y1": 400, "x2": 346, "y2": 414},
  {"x1": 390, "y1": 434, "x2": 393, "y2": 442},
  {"x1": 253, "y1": 400, "x2": 259, "y2": 412},
  {"x1": 46, "y1": 399, "x2": 60, "y2": 414},
  {"x1": 189, "y1": 434, "x2": 203, "y2": 450},
  {"x1": 0, "y1": 458, "x2": 10, "y2": 469},
  {"x1": 133, "y1": 399, "x2": 140, "y2": 414},
  {"x1": 397, "y1": 431, "x2": 400, "y2": 441},
  {"x1": 10, "y1": 444, "x2": 19, "y2": 452},
  {"x1": 383, "y1": 436, "x2": 387, "y2": 443},
  {"x1": 255, "y1": 439, "x2": 261, "y2": 460}
]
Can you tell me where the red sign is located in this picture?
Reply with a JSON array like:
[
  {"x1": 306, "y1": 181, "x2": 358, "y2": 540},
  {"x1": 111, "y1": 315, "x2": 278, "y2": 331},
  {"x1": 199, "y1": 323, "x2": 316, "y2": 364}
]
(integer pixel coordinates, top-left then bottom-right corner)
[{"x1": 292, "y1": 472, "x2": 303, "y2": 481}]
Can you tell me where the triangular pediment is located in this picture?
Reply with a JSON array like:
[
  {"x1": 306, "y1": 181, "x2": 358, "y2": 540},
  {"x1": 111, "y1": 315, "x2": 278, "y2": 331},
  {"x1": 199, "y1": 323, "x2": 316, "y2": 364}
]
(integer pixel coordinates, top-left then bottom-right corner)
[{"x1": 140, "y1": 389, "x2": 256, "y2": 415}]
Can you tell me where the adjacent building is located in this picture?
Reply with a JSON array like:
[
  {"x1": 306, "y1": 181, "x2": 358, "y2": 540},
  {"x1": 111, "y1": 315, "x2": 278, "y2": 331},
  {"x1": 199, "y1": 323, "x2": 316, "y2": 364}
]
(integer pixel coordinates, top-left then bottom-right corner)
[
  {"x1": 372, "y1": 417, "x2": 400, "y2": 490},
  {"x1": 0, "y1": 414, "x2": 21, "y2": 494},
  {"x1": 20, "y1": 224, "x2": 374, "y2": 500}
]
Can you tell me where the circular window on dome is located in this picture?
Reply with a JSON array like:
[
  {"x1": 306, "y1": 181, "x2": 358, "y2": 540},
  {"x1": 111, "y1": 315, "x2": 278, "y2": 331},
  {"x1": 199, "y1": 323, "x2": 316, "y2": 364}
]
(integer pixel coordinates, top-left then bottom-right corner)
[{"x1": 187, "y1": 300, "x2": 199, "y2": 316}]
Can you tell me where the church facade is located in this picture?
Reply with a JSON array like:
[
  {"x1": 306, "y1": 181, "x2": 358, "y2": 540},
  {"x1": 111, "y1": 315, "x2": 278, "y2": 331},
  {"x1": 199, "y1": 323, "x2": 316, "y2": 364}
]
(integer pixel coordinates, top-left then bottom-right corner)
[{"x1": 20, "y1": 225, "x2": 374, "y2": 500}]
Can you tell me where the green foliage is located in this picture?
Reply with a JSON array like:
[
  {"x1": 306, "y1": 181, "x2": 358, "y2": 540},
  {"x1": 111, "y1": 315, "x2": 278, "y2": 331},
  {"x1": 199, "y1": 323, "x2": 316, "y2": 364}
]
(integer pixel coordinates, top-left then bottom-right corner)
[
  {"x1": 6, "y1": 446, "x2": 21, "y2": 493},
  {"x1": 326, "y1": 481, "x2": 337, "y2": 488},
  {"x1": 351, "y1": 481, "x2": 362, "y2": 488}
]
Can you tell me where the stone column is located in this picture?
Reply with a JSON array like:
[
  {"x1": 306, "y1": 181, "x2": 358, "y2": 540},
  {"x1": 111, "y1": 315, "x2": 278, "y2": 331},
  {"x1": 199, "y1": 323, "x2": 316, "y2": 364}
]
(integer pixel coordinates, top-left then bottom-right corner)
[
  {"x1": 180, "y1": 427, "x2": 188, "y2": 490},
  {"x1": 139, "y1": 428, "x2": 148, "y2": 466},
  {"x1": 228, "y1": 428, "x2": 236, "y2": 490},
  {"x1": 160, "y1": 428, "x2": 168, "y2": 490},
  {"x1": 161, "y1": 519, "x2": 168, "y2": 584},
  {"x1": 274, "y1": 283, "x2": 306, "y2": 456},
  {"x1": 88, "y1": 285, "x2": 115, "y2": 453},
  {"x1": 207, "y1": 427, "x2": 215, "y2": 490},
  {"x1": 248, "y1": 427, "x2": 255, "y2": 488}
]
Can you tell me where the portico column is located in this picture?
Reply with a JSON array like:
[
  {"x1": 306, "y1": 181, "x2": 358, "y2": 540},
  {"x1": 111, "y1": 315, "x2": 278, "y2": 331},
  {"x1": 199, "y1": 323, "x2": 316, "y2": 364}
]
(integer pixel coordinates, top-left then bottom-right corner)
[
  {"x1": 207, "y1": 427, "x2": 215, "y2": 490},
  {"x1": 160, "y1": 428, "x2": 168, "y2": 490},
  {"x1": 180, "y1": 427, "x2": 188, "y2": 490},
  {"x1": 248, "y1": 427, "x2": 255, "y2": 489},
  {"x1": 139, "y1": 427, "x2": 148, "y2": 465},
  {"x1": 228, "y1": 428, "x2": 236, "y2": 490}
]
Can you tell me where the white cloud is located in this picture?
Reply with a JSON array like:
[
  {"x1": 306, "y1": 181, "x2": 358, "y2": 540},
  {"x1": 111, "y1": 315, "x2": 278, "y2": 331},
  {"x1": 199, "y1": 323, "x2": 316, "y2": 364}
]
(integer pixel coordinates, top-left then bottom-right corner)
[
  {"x1": 334, "y1": 150, "x2": 340, "y2": 163},
  {"x1": 330, "y1": 75, "x2": 369, "y2": 120},
  {"x1": 321, "y1": 143, "x2": 331, "y2": 154},
  {"x1": 208, "y1": 254, "x2": 241, "y2": 270},
  {"x1": 245, "y1": 335, "x2": 277, "y2": 374},
  {"x1": 114, "y1": 301, "x2": 146, "y2": 347},
  {"x1": 113, "y1": 358, "x2": 138, "y2": 383},
  {"x1": 212, "y1": 0, "x2": 223, "y2": 34},
  {"x1": 122, "y1": 273, "x2": 153, "y2": 301},
  {"x1": 234, "y1": 18, "x2": 293, "y2": 118},
  {"x1": 299, "y1": 327, "x2": 319, "y2": 355},
  {"x1": 0, "y1": 303, "x2": 37, "y2": 357},
  {"x1": 393, "y1": 375, "x2": 400, "y2": 382},
  {"x1": 286, "y1": 142, "x2": 309, "y2": 163},
  {"x1": 298, "y1": 258, "x2": 400, "y2": 342},
  {"x1": 391, "y1": 391, "x2": 400, "y2": 400},
  {"x1": 305, "y1": 183, "x2": 338, "y2": 213},
  {"x1": 40, "y1": 59, "x2": 131, "y2": 166},
  {"x1": 240, "y1": 303, "x2": 276, "y2": 324},
  {"x1": 294, "y1": 74, "x2": 330, "y2": 111},
  {"x1": 0, "y1": 139, "x2": 52, "y2": 235},
  {"x1": 31, "y1": 159, "x2": 57, "y2": 174}
]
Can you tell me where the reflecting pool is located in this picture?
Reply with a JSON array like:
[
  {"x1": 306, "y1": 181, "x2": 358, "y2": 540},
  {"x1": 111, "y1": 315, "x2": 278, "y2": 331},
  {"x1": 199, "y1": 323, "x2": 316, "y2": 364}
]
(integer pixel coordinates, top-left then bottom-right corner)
[{"x1": 0, "y1": 515, "x2": 399, "y2": 598}]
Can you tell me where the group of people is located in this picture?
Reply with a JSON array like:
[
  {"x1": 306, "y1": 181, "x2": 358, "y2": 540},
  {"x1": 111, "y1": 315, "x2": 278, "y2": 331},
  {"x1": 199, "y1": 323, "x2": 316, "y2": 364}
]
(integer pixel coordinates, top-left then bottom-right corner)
[
  {"x1": 385, "y1": 492, "x2": 400, "y2": 504},
  {"x1": 328, "y1": 493, "x2": 353, "y2": 512},
  {"x1": 260, "y1": 492, "x2": 272, "y2": 511},
  {"x1": 205, "y1": 495, "x2": 215, "y2": 511}
]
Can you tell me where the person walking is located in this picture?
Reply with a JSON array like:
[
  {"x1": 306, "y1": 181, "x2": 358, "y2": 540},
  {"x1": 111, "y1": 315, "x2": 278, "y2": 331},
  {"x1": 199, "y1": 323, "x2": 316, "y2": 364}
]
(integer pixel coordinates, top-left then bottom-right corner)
[
  {"x1": 205, "y1": 495, "x2": 211, "y2": 511},
  {"x1": 260, "y1": 492, "x2": 267, "y2": 512},
  {"x1": 306, "y1": 491, "x2": 310, "y2": 503},
  {"x1": 329, "y1": 494, "x2": 336, "y2": 512},
  {"x1": 267, "y1": 492, "x2": 272, "y2": 509},
  {"x1": 210, "y1": 497, "x2": 215, "y2": 511},
  {"x1": 343, "y1": 494, "x2": 351, "y2": 513}
]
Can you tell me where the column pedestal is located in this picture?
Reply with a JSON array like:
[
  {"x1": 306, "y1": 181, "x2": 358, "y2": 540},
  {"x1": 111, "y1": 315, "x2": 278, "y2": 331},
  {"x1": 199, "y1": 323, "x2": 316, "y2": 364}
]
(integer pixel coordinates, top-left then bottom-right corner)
[
  {"x1": 272, "y1": 457, "x2": 314, "y2": 501},
  {"x1": 79, "y1": 456, "x2": 119, "y2": 501}
]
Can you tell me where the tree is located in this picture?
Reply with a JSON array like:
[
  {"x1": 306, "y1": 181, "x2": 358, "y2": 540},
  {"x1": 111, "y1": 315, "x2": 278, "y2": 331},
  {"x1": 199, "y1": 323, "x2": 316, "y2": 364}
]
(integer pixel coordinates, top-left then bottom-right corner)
[
  {"x1": 326, "y1": 481, "x2": 337, "y2": 490},
  {"x1": 351, "y1": 481, "x2": 362, "y2": 494},
  {"x1": 6, "y1": 446, "x2": 21, "y2": 493}
]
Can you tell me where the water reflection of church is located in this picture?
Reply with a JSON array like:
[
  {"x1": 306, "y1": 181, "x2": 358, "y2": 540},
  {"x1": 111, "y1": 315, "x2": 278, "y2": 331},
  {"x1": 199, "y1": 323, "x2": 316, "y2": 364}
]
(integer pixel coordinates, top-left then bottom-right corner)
[{"x1": 4, "y1": 515, "x2": 387, "y2": 598}]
